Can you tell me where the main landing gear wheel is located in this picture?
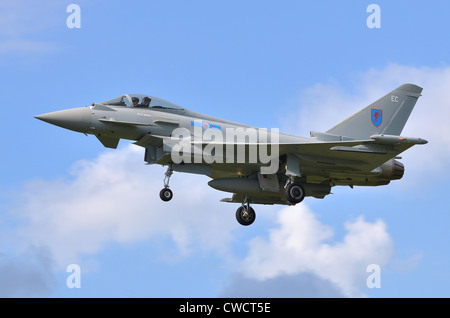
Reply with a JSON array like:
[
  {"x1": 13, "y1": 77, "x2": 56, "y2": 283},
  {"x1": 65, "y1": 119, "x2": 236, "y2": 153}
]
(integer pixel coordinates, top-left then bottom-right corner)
[
  {"x1": 236, "y1": 206, "x2": 256, "y2": 226},
  {"x1": 160, "y1": 188, "x2": 173, "y2": 202},
  {"x1": 285, "y1": 183, "x2": 305, "y2": 204}
]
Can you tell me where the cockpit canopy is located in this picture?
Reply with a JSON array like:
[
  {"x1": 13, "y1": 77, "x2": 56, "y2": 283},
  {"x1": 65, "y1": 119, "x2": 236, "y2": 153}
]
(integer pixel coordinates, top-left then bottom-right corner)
[{"x1": 101, "y1": 94, "x2": 184, "y2": 110}]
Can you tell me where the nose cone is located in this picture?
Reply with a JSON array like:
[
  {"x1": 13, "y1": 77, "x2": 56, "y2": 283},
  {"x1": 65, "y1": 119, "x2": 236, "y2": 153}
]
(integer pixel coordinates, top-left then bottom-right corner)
[{"x1": 35, "y1": 107, "x2": 91, "y2": 133}]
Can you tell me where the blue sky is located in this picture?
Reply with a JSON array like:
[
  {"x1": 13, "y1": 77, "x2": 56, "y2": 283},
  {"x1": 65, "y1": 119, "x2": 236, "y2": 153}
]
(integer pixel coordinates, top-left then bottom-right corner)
[{"x1": 1, "y1": 0, "x2": 450, "y2": 297}]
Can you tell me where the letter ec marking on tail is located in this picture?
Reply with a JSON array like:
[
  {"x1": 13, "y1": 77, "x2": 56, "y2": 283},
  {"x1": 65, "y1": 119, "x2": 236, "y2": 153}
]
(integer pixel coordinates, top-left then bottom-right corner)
[{"x1": 371, "y1": 108, "x2": 383, "y2": 127}]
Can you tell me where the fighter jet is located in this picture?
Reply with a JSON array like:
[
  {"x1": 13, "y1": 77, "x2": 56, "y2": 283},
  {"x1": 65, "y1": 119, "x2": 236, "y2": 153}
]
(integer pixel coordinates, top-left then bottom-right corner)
[{"x1": 35, "y1": 84, "x2": 427, "y2": 226}]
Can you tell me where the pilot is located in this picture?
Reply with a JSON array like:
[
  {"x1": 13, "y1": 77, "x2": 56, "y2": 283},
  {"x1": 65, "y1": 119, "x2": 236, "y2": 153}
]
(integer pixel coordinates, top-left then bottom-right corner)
[
  {"x1": 141, "y1": 96, "x2": 151, "y2": 107},
  {"x1": 132, "y1": 96, "x2": 139, "y2": 106}
]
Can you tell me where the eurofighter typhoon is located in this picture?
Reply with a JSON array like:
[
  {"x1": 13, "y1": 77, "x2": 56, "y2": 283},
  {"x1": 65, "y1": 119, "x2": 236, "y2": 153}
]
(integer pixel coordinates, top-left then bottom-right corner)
[{"x1": 35, "y1": 84, "x2": 427, "y2": 226}]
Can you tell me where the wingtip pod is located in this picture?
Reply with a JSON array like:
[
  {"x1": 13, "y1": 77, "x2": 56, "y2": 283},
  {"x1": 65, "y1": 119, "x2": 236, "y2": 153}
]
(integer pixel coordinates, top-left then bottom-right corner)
[
  {"x1": 415, "y1": 137, "x2": 428, "y2": 145},
  {"x1": 370, "y1": 134, "x2": 428, "y2": 145}
]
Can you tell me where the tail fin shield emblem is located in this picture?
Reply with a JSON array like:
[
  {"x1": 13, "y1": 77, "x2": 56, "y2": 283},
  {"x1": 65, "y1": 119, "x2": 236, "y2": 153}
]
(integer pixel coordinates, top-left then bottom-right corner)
[{"x1": 371, "y1": 108, "x2": 383, "y2": 127}]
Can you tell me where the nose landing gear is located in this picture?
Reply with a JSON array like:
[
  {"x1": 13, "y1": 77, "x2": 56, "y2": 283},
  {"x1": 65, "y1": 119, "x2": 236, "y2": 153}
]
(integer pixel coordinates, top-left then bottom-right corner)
[
  {"x1": 235, "y1": 197, "x2": 256, "y2": 226},
  {"x1": 159, "y1": 164, "x2": 174, "y2": 202}
]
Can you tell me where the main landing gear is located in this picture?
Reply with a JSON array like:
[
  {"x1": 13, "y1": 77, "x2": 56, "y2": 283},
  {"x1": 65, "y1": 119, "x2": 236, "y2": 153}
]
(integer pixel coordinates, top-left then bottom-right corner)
[
  {"x1": 234, "y1": 182, "x2": 305, "y2": 226},
  {"x1": 284, "y1": 182, "x2": 305, "y2": 204},
  {"x1": 284, "y1": 154, "x2": 305, "y2": 204},
  {"x1": 159, "y1": 164, "x2": 174, "y2": 202},
  {"x1": 157, "y1": 163, "x2": 305, "y2": 227}
]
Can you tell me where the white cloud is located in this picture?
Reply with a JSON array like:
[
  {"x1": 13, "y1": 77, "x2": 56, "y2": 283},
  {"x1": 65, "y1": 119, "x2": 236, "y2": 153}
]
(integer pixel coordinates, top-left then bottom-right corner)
[
  {"x1": 284, "y1": 64, "x2": 450, "y2": 183},
  {"x1": 5, "y1": 142, "x2": 396, "y2": 297},
  {"x1": 11, "y1": 145, "x2": 237, "y2": 268},
  {"x1": 237, "y1": 205, "x2": 393, "y2": 297},
  {"x1": 361, "y1": 65, "x2": 450, "y2": 174}
]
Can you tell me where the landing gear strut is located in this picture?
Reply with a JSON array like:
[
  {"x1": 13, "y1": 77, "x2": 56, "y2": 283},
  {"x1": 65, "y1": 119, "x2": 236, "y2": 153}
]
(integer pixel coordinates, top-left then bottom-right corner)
[
  {"x1": 235, "y1": 198, "x2": 256, "y2": 226},
  {"x1": 159, "y1": 164, "x2": 173, "y2": 202},
  {"x1": 284, "y1": 154, "x2": 305, "y2": 204}
]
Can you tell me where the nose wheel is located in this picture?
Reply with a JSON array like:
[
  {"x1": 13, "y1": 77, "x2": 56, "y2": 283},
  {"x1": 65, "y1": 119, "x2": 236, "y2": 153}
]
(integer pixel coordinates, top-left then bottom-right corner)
[
  {"x1": 236, "y1": 198, "x2": 256, "y2": 226},
  {"x1": 160, "y1": 188, "x2": 173, "y2": 201},
  {"x1": 160, "y1": 164, "x2": 174, "y2": 202}
]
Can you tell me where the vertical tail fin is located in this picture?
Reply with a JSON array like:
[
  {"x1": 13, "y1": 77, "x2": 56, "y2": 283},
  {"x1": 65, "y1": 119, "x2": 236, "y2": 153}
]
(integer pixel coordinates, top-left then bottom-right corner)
[{"x1": 326, "y1": 84, "x2": 423, "y2": 140}]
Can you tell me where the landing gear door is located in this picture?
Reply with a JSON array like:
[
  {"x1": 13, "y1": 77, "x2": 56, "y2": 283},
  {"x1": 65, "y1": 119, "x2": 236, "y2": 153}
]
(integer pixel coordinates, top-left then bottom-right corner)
[{"x1": 257, "y1": 172, "x2": 280, "y2": 192}]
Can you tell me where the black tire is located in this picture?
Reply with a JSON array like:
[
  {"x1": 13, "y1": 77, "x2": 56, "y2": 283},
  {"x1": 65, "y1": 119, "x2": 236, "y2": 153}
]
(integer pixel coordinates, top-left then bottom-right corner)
[
  {"x1": 235, "y1": 206, "x2": 256, "y2": 226},
  {"x1": 159, "y1": 188, "x2": 173, "y2": 202},
  {"x1": 285, "y1": 183, "x2": 305, "y2": 204}
]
